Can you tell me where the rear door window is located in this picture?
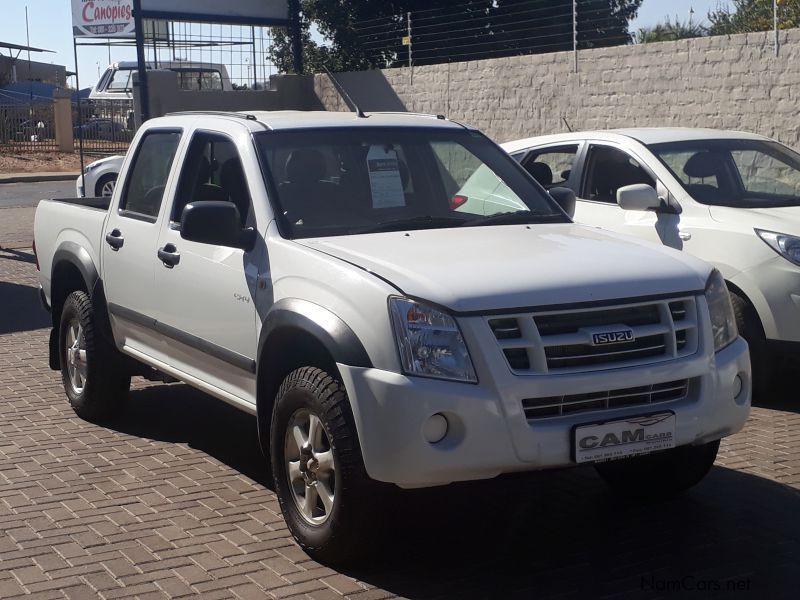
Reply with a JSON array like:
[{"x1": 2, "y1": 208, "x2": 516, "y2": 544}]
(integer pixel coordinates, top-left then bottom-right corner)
[
  {"x1": 582, "y1": 145, "x2": 655, "y2": 203},
  {"x1": 119, "y1": 130, "x2": 182, "y2": 220},
  {"x1": 520, "y1": 145, "x2": 580, "y2": 189}
]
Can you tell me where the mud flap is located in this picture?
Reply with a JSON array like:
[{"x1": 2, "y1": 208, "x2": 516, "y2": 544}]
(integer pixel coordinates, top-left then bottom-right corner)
[{"x1": 49, "y1": 328, "x2": 60, "y2": 371}]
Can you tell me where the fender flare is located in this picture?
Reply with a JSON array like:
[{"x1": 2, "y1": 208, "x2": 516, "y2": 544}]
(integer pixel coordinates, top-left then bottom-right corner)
[
  {"x1": 257, "y1": 298, "x2": 373, "y2": 370},
  {"x1": 52, "y1": 242, "x2": 100, "y2": 298},
  {"x1": 255, "y1": 298, "x2": 372, "y2": 457}
]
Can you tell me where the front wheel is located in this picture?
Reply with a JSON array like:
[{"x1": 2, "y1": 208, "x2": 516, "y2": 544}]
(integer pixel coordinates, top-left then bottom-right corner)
[
  {"x1": 95, "y1": 173, "x2": 117, "y2": 198},
  {"x1": 730, "y1": 292, "x2": 772, "y2": 399},
  {"x1": 59, "y1": 291, "x2": 130, "y2": 421},
  {"x1": 270, "y1": 367, "x2": 381, "y2": 565},
  {"x1": 594, "y1": 440, "x2": 720, "y2": 499}
]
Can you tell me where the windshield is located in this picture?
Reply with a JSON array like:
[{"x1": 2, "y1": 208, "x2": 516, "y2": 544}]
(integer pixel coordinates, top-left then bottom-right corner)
[
  {"x1": 650, "y1": 139, "x2": 800, "y2": 208},
  {"x1": 255, "y1": 127, "x2": 565, "y2": 238}
]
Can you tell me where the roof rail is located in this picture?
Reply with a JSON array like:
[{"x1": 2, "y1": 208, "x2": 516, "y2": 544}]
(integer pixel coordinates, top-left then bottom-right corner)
[
  {"x1": 369, "y1": 111, "x2": 448, "y2": 120},
  {"x1": 165, "y1": 111, "x2": 259, "y2": 121}
]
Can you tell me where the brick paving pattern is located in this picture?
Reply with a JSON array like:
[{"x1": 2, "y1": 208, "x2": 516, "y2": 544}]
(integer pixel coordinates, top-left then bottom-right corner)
[{"x1": 2, "y1": 206, "x2": 799, "y2": 598}]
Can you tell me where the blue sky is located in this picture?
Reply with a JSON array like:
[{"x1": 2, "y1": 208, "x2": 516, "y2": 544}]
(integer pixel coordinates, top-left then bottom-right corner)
[{"x1": 1, "y1": 0, "x2": 733, "y2": 90}]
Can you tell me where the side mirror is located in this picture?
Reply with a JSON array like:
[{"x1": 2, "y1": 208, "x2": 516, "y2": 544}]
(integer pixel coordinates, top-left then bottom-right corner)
[
  {"x1": 549, "y1": 186, "x2": 576, "y2": 219},
  {"x1": 617, "y1": 184, "x2": 661, "y2": 211},
  {"x1": 180, "y1": 201, "x2": 255, "y2": 251}
]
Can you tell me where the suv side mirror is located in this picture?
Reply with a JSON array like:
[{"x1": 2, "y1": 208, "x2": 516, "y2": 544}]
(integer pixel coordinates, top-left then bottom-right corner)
[
  {"x1": 180, "y1": 201, "x2": 255, "y2": 251},
  {"x1": 549, "y1": 186, "x2": 576, "y2": 219},
  {"x1": 617, "y1": 184, "x2": 661, "y2": 211}
]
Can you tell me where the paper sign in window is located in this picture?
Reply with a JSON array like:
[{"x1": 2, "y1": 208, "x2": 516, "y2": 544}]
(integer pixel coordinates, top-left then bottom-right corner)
[{"x1": 367, "y1": 145, "x2": 405, "y2": 208}]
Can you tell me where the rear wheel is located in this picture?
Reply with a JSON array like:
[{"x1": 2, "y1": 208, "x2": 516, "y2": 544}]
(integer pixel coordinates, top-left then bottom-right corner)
[
  {"x1": 270, "y1": 367, "x2": 381, "y2": 565},
  {"x1": 595, "y1": 440, "x2": 720, "y2": 499},
  {"x1": 59, "y1": 291, "x2": 130, "y2": 421},
  {"x1": 730, "y1": 291, "x2": 772, "y2": 399}
]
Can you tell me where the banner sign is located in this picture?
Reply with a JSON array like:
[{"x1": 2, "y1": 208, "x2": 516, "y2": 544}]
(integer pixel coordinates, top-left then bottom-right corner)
[
  {"x1": 72, "y1": 0, "x2": 135, "y2": 38},
  {"x1": 139, "y1": 0, "x2": 290, "y2": 25}
]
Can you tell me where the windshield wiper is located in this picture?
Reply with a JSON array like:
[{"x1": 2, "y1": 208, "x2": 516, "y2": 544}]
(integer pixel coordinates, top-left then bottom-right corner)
[
  {"x1": 462, "y1": 210, "x2": 558, "y2": 227},
  {"x1": 360, "y1": 215, "x2": 467, "y2": 233}
]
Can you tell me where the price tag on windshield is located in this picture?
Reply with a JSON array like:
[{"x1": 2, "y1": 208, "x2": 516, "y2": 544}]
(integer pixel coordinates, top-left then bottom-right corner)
[{"x1": 367, "y1": 145, "x2": 406, "y2": 209}]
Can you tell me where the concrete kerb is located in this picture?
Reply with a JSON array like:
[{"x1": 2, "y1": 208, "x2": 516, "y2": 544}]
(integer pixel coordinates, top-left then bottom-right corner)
[{"x1": 0, "y1": 172, "x2": 79, "y2": 184}]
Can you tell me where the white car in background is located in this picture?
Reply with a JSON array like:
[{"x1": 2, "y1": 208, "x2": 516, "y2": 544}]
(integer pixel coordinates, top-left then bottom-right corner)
[
  {"x1": 504, "y1": 128, "x2": 800, "y2": 393},
  {"x1": 76, "y1": 155, "x2": 124, "y2": 198},
  {"x1": 90, "y1": 61, "x2": 233, "y2": 100}
]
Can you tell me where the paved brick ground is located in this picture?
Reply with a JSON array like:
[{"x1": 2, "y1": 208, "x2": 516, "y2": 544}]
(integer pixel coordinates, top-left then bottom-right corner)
[{"x1": 2, "y1": 206, "x2": 800, "y2": 599}]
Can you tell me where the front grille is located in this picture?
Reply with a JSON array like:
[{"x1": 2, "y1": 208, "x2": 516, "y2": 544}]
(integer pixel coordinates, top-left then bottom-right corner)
[
  {"x1": 521, "y1": 379, "x2": 692, "y2": 420},
  {"x1": 488, "y1": 296, "x2": 699, "y2": 374}
]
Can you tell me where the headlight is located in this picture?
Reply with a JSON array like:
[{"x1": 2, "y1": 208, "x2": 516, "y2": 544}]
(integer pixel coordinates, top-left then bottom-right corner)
[
  {"x1": 704, "y1": 269, "x2": 737, "y2": 352},
  {"x1": 756, "y1": 229, "x2": 800, "y2": 266},
  {"x1": 83, "y1": 162, "x2": 100, "y2": 175},
  {"x1": 389, "y1": 297, "x2": 477, "y2": 383}
]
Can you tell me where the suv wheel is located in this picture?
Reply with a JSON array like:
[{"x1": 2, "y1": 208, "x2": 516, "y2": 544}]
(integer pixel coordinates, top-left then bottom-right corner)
[
  {"x1": 730, "y1": 291, "x2": 771, "y2": 399},
  {"x1": 59, "y1": 291, "x2": 130, "y2": 421},
  {"x1": 270, "y1": 367, "x2": 379, "y2": 564},
  {"x1": 95, "y1": 174, "x2": 117, "y2": 198},
  {"x1": 594, "y1": 439, "x2": 720, "y2": 498}
]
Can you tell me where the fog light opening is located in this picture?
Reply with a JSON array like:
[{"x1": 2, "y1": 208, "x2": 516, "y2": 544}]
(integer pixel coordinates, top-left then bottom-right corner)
[
  {"x1": 423, "y1": 413, "x2": 449, "y2": 444},
  {"x1": 733, "y1": 374, "x2": 743, "y2": 400}
]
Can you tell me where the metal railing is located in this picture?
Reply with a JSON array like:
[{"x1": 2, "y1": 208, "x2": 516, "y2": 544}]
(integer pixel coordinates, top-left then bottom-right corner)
[
  {"x1": 74, "y1": 98, "x2": 135, "y2": 157},
  {"x1": 0, "y1": 101, "x2": 58, "y2": 152}
]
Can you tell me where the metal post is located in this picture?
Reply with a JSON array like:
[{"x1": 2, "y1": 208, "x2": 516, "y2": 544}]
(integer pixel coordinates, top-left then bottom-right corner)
[
  {"x1": 774, "y1": 0, "x2": 780, "y2": 57},
  {"x1": 573, "y1": 0, "x2": 578, "y2": 72},
  {"x1": 132, "y1": 0, "x2": 150, "y2": 122},
  {"x1": 73, "y1": 38, "x2": 86, "y2": 196},
  {"x1": 407, "y1": 12, "x2": 413, "y2": 69},
  {"x1": 251, "y1": 26, "x2": 258, "y2": 88},
  {"x1": 288, "y1": 0, "x2": 303, "y2": 74}
]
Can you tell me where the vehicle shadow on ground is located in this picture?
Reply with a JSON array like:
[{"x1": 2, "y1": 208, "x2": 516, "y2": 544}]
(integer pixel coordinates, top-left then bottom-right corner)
[
  {"x1": 0, "y1": 281, "x2": 50, "y2": 334},
  {"x1": 115, "y1": 383, "x2": 268, "y2": 486},
  {"x1": 754, "y1": 363, "x2": 800, "y2": 414},
  {"x1": 115, "y1": 382, "x2": 799, "y2": 599},
  {"x1": 0, "y1": 248, "x2": 36, "y2": 264}
]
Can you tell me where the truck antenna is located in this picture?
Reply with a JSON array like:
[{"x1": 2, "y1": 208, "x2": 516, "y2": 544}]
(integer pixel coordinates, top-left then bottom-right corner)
[
  {"x1": 324, "y1": 67, "x2": 367, "y2": 118},
  {"x1": 562, "y1": 116, "x2": 573, "y2": 132}
]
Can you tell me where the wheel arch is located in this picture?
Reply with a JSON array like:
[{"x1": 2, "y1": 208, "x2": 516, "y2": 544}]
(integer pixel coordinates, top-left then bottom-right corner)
[
  {"x1": 50, "y1": 243, "x2": 112, "y2": 370},
  {"x1": 724, "y1": 279, "x2": 766, "y2": 339},
  {"x1": 255, "y1": 299, "x2": 372, "y2": 457}
]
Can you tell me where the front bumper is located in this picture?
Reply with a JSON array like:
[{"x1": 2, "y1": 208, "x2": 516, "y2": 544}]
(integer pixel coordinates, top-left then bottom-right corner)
[
  {"x1": 731, "y1": 255, "x2": 800, "y2": 343},
  {"x1": 338, "y1": 337, "x2": 751, "y2": 488}
]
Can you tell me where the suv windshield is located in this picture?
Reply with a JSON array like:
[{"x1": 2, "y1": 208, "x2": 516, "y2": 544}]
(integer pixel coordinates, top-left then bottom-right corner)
[
  {"x1": 255, "y1": 127, "x2": 565, "y2": 238},
  {"x1": 650, "y1": 139, "x2": 800, "y2": 208}
]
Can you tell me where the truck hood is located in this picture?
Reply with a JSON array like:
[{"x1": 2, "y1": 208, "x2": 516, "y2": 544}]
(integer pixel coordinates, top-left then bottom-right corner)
[
  {"x1": 709, "y1": 204, "x2": 800, "y2": 236},
  {"x1": 296, "y1": 224, "x2": 711, "y2": 313}
]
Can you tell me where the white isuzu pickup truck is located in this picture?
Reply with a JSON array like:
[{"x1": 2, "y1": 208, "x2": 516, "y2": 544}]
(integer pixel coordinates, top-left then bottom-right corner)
[{"x1": 34, "y1": 111, "x2": 751, "y2": 563}]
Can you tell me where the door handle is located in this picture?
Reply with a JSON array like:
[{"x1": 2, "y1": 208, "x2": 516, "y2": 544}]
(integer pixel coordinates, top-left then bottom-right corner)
[
  {"x1": 105, "y1": 229, "x2": 124, "y2": 250},
  {"x1": 157, "y1": 244, "x2": 180, "y2": 268},
  {"x1": 679, "y1": 231, "x2": 692, "y2": 241}
]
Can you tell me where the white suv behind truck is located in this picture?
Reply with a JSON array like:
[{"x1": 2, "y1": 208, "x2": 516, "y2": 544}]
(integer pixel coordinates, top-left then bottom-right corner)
[
  {"x1": 504, "y1": 128, "x2": 800, "y2": 394},
  {"x1": 34, "y1": 112, "x2": 750, "y2": 563}
]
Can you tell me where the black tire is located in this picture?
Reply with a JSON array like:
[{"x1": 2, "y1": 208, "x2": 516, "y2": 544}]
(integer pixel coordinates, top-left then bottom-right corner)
[
  {"x1": 730, "y1": 291, "x2": 772, "y2": 399},
  {"x1": 270, "y1": 367, "x2": 380, "y2": 565},
  {"x1": 94, "y1": 173, "x2": 117, "y2": 198},
  {"x1": 59, "y1": 291, "x2": 130, "y2": 421},
  {"x1": 595, "y1": 439, "x2": 720, "y2": 499}
]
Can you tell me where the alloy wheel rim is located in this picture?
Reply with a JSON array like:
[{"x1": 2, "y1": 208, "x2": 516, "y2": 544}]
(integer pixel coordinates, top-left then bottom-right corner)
[
  {"x1": 101, "y1": 180, "x2": 116, "y2": 197},
  {"x1": 65, "y1": 319, "x2": 87, "y2": 395},
  {"x1": 284, "y1": 409, "x2": 336, "y2": 525}
]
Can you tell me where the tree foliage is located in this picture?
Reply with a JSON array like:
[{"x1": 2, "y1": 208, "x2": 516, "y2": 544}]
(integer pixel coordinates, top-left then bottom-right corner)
[
  {"x1": 271, "y1": 0, "x2": 644, "y2": 74},
  {"x1": 708, "y1": 0, "x2": 800, "y2": 35},
  {"x1": 635, "y1": 16, "x2": 707, "y2": 43}
]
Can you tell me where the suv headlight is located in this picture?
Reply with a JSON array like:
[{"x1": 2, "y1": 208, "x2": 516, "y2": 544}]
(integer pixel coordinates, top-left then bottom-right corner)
[
  {"x1": 756, "y1": 229, "x2": 800, "y2": 266},
  {"x1": 704, "y1": 269, "x2": 737, "y2": 352},
  {"x1": 389, "y1": 297, "x2": 477, "y2": 383}
]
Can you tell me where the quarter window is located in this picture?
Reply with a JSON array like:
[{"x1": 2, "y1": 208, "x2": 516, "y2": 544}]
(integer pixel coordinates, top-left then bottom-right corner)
[{"x1": 120, "y1": 131, "x2": 182, "y2": 219}]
